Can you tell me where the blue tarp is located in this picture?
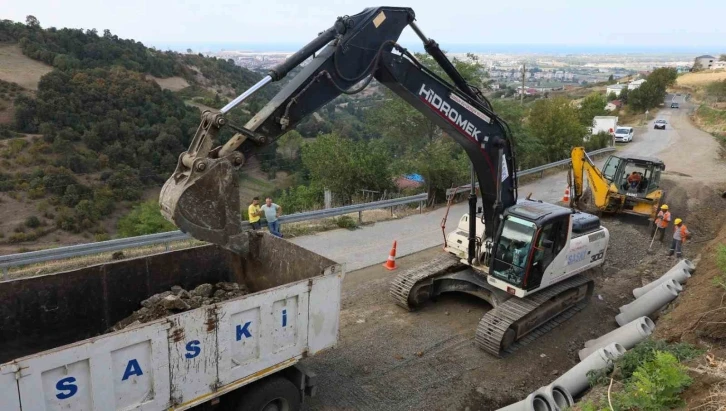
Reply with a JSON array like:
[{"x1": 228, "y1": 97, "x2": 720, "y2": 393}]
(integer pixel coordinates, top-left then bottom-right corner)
[{"x1": 405, "y1": 174, "x2": 425, "y2": 183}]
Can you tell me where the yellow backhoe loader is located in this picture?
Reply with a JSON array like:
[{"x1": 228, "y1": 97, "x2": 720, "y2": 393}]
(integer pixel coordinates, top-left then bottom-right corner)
[{"x1": 569, "y1": 147, "x2": 666, "y2": 221}]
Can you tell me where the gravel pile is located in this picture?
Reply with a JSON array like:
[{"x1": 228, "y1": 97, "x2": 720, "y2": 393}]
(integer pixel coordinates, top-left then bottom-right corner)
[{"x1": 108, "y1": 282, "x2": 249, "y2": 332}]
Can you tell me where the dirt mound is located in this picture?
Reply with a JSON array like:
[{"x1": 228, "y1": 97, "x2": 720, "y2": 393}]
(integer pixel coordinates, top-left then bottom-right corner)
[{"x1": 108, "y1": 281, "x2": 249, "y2": 332}]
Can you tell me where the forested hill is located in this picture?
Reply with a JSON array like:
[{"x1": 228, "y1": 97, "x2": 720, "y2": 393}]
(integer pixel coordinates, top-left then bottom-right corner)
[
  {"x1": 0, "y1": 17, "x2": 279, "y2": 250},
  {"x1": 0, "y1": 17, "x2": 267, "y2": 96}
]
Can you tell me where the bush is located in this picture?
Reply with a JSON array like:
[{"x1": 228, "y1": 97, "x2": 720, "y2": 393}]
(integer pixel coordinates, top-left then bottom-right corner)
[
  {"x1": 117, "y1": 200, "x2": 176, "y2": 237},
  {"x1": 584, "y1": 339, "x2": 701, "y2": 410},
  {"x1": 25, "y1": 216, "x2": 41, "y2": 228},
  {"x1": 334, "y1": 215, "x2": 358, "y2": 230},
  {"x1": 616, "y1": 351, "x2": 692, "y2": 410}
]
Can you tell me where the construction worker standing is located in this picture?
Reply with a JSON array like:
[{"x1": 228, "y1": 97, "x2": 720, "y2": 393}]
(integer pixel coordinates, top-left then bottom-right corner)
[
  {"x1": 667, "y1": 218, "x2": 691, "y2": 259},
  {"x1": 651, "y1": 204, "x2": 671, "y2": 242}
]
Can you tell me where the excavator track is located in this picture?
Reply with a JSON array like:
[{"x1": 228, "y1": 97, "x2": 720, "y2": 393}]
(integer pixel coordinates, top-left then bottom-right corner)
[
  {"x1": 475, "y1": 275, "x2": 594, "y2": 357},
  {"x1": 389, "y1": 253, "x2": 465, "y2": 310}
]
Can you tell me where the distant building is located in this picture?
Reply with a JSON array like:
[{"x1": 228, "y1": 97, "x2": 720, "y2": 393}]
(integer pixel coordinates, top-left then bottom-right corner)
[
  {"x1": 695, "y1": 55, "x2": 716, "y2": 70},
  {"x1": 604, "y1": 100, "x2": 623, "y2": 112},
  {"x1": 394, "y1": 174, "x2": 424, "y2": 190},
  {"x1": 711, "y1": 61, "x2": 726, "y2": 70},
  {"x1": 606, "y1": 84, "x2": 626, "y2": 97},
  {"x1": 628, "y1": 79, "x2": 646, "y2": 90}
]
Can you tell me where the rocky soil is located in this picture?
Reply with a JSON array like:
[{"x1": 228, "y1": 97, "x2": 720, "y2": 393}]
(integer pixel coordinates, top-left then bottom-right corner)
[{"x1": 108, "y1": 281, "x2": 249, "y2": 332}]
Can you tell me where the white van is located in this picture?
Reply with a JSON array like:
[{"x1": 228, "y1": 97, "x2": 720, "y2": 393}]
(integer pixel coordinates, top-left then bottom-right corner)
[{"x1": 614, "y1": 126, "x2": 634, "y2": 143}]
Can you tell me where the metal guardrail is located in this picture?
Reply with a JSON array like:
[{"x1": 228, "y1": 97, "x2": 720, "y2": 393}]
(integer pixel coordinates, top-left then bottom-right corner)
[
  {"x1": 1, "y1": 146, "x2": 614, "y2": 273},
  {"x1": 446, "y1": 147, "x2": 616, "y2": 196},
  {"x1": 0, "y1": 192, "x2": 428, "y2": 273}
]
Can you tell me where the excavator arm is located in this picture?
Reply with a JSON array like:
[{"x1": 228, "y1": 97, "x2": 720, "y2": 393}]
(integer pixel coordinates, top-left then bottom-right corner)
[
  {"x1": 159, "y1": 6, "x2": 518, "y2": 262},
  {"x1": 569, "y1": 147, "x2": 611, "y2": 209}
]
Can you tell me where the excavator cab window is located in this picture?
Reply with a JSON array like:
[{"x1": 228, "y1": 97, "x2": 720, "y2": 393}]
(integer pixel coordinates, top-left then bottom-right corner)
[
  {"x1": 601, "y1": 156, "x2": 622, "y2": 182},
  {"x1": 527, "y1": 217, "x2": 568, "y2": 289},
  {"x1": 490, "y1": 216, "x2": 537, "y2": 287},
  {"x1": 649, "y1": 168, "x2": 661, "y2": 191}
]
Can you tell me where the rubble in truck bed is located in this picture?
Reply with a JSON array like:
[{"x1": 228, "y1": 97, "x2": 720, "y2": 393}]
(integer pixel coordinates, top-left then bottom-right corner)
[{"x1": 108, "y1": 282, "x2": 249, "y2": 332}]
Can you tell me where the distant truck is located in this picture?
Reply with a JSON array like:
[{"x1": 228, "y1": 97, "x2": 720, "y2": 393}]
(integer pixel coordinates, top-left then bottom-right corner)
[
  {"x1": 0, "y1": 233, "x2": 343, "y2": 411},
  {"x1": 591, "y1": 116, "x2": 619, "y2": 135}
]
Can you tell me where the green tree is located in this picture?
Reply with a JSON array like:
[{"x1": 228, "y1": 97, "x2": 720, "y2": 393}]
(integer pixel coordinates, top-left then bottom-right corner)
[
  {"x1": 619, "y1": 86, "x2": 629, "y2": 103},
  {"x1": 25, "y1": 15, "x2": 40, "y2": 28},
  {"x1": 607, "y1": 91, "x2": 617, "y2": 101},
  {"x1": 117, "y1": 200, "x2": 176, "y2": 237},
  {"x1": 301, "y1": 133, "x2": 393, "y2": 203},
  {"x1": 607, "y1": 74, "x2": 614, "y2": 84},
  {"x1": 720, "y1": 54, "x2": 726, "y2": 61},
  {"x1": 578, "y1": 92, "x2": 608, "y2": 126},
  {"x1": 277, "y1": 130, "x2": 304, "y2": 160},
  {"x1": 525, "y1": 96, "x2": 587, "y2": 163},
  {"x1": 364, "y1": 52, "x2": 488, "y2": 195},
  {"x1": 647, "y1": 67, "x2": 678, "y2": 90},
  {"x1": 628, "y1": 81, "x2": 664, "y2": 111},
  {"x1": 490, "y1": 99, "x2": 543, "y2": 169}
]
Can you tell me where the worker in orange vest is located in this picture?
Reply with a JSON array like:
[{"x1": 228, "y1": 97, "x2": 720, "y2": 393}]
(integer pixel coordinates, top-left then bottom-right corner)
[
  {"x1": 651, "y1": 204, "x2": 671, "y2": 243},
  {"x1": 667, "y1": 218, "x2": 691, "y2": 259}
]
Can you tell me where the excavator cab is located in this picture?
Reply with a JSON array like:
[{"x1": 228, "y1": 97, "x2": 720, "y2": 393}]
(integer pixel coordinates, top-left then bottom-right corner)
[{"x1": 601, "y1": 155, "x2": 665, "y2": 198}]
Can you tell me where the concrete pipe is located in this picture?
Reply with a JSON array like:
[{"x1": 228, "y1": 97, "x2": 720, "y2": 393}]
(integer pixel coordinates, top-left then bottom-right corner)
[
  {"x1": 680, "y1": 259, "x2": 696, "y2": 273},
  {"x1": 632, "y1": 264, "x2": 692, "y2": 299},
  {"x1": 579, "y1": 317, "x2": 654, "y2": 360},
  {"x1": 622, "y1": 279, "x2": 683, "y2": 314},
  {"x1": 553, "y1": 343, "x2": 625, "y2": 397},
  {"x1": 616, "y1": 280, "x2": 681, "y2": 326},
  {"x1": 534, "y1": 383, "x2": 574, "y2": 411},
  {"x1": 496, "y1": 392, "x2": 553, "y2": 411}
]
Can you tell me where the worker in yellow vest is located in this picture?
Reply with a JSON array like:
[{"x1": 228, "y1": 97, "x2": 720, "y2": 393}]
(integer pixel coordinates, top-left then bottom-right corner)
[
  {"x1": 651, "y1": 204, "x2": 671, "y2": 243},
  {"x1": 667, "y1": 218, "x2": 691, "y2": 259}
]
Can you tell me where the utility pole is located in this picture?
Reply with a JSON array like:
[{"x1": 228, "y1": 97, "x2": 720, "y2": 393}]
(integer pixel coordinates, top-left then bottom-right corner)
[{"x1": 520, "y1": 63, "x2": 526, "y2": 105}]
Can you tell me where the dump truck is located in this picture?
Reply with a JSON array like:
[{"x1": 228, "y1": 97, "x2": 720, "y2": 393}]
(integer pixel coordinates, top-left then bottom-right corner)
[{"x1": 0, "y1": 232, "x2": 343, "y2": 411}]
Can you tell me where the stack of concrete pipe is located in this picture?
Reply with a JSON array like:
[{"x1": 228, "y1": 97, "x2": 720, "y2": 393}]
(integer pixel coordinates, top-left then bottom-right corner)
[
  {"x1": 632, "y1": 259, "x2": 695, "y2": 298},
  {"x1": 496, "y1": 383, "x2": 575, "y2": 411},
  {"x1": 496, "y1": 261, "x2": 696, "y2": 410},
  {"x1": 553, "y1": 343, "x2": 626, "y2": 398},
  {"x1": 616, "y1": 279, "x2": 682, "y2": 326},
  {"x1": 578, "y1": 317, "x2": 655, "y2": 360}
]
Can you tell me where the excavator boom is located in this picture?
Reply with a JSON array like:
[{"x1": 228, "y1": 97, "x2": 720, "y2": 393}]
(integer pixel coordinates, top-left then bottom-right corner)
[
  {"x1": 159, "y1": 6, "x2": 517, "y2": 258},
  {"x1": 569, "y1": 147, "x2": 610, "y2": 209}
]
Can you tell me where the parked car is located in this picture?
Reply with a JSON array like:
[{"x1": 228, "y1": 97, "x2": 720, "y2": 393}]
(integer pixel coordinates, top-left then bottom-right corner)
[
  {"x1": 654, "y1": 119, "x2": 667, "y2": 130},
  {"x1": 671, "y1": 102, "x2": 679, "y2": 108},
  {"x1": 614, "y1": 126, "x2": 634, "y2": 143}
]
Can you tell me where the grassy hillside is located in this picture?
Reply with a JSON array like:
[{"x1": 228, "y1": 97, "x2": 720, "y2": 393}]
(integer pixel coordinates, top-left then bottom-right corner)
[{"x1": 0, "y1": 18, "x2": 289, "y2": 251}]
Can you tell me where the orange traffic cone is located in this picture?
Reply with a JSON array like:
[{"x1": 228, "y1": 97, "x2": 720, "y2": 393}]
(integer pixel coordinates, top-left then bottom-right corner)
[
  {"x1": 562, "y1": 186, "x2": 571, "y2": 203},
  {"x1": 383, "y1": 240, "x2": 398, "y2": 270}
]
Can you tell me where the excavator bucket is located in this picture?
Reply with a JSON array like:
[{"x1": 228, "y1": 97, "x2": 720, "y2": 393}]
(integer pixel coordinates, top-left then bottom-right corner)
[{"x1": 159, "y1": 154, "x2": 251, "y2": 255}]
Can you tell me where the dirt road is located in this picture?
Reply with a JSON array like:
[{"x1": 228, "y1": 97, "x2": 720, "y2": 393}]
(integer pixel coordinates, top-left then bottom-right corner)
[{"x1": 298, "y1": 98, "x2": 726, "y2": 410}]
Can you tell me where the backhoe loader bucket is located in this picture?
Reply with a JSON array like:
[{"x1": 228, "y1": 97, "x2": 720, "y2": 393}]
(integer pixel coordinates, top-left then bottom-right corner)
[{"x1": 159, "y1": 154, "x2": 251, "y2": 255}]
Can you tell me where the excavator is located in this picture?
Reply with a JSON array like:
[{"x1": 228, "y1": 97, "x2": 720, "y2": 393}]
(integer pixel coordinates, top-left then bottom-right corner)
[
  {"x1": 159, "y1": 6, "x2": 611, "y2": 358},
  {"x1": 569, "y1": 147, "x2": 666, "y2": 221}
]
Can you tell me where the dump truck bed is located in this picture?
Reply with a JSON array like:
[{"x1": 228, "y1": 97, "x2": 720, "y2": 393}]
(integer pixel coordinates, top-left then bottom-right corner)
[{"x1": 0, "y1": 232, "x2": 343, "y2": 410}]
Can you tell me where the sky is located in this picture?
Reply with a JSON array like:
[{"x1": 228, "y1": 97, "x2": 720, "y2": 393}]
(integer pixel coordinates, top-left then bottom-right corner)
[{"x1": 3, "y1": 0, "x2": 725, "y2": 53}]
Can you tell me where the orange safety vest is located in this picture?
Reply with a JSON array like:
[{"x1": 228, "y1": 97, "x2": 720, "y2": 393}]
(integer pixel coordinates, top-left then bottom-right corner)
[
  {"x1": 675, "y1": 224, "x2": 690, "y2": 243},
  {"x1": 656, "y1": 210, "x2": 671, "y2": 228}
]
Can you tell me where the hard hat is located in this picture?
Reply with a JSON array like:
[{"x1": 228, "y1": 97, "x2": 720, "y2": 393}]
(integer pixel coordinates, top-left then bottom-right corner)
[
  {"x1": 675, "y1": 218, "x2": 682, "y2": 225},
  {"x1": 660, "y1": 204, "x2": 668, "y2": 210}
]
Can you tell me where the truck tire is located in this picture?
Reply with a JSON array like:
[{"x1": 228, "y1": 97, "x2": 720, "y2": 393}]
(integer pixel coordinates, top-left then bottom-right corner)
[{"x1": 233, "y1": 376, "x2": 301, "y2": 411}]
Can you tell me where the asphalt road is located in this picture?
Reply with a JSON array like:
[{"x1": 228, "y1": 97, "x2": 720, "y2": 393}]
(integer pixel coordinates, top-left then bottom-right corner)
[{"x1": 289, "y1": 94, "x2": 688, "y2": 271}]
